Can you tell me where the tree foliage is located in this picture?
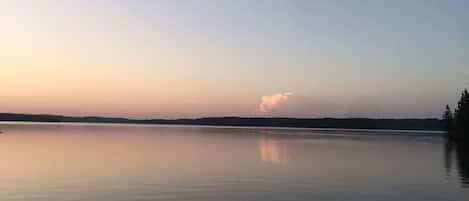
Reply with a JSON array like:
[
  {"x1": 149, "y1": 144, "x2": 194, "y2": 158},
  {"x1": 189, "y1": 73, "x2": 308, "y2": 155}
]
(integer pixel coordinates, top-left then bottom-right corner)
[
  {"x1": 443, "y1": 104, "x2": 453, "y2": 131},
  {"x1": 446, "y1": 89, "x2": 469, "y2": 140}
]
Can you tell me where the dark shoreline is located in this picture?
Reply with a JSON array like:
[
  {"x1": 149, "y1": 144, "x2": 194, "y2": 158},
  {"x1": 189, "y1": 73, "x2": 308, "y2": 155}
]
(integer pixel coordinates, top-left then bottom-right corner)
[{"x1": 0, "y1": 113, "x2": 444, "y2": 131}]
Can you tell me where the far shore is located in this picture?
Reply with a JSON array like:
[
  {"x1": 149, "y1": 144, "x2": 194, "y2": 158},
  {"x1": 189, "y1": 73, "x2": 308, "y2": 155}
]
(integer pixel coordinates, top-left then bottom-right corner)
[{"x1": 0, "y1": 113, "x2": 444, "y2": 131}]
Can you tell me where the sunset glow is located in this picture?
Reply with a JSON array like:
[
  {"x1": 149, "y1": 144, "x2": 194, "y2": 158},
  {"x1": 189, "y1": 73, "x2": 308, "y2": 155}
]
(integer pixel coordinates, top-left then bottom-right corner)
[{"x1": 1, "y1": 1, "x2": 468, "y2": 118}]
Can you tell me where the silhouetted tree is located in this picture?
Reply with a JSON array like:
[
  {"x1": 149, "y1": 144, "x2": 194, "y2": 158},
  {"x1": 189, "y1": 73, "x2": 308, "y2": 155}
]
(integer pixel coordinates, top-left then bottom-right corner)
[
  {"x1": 447, "y1": 89, "x2": 469, "y2": 140},
  {"x1": 443, "y1": 104, "x2": 454, "y2": 134},
  {"x1": 457, "y1": 90, "x2": 469, "y2": 136},
  {"x1": 444, "y1": 88, "x2": 469, "y2": 188}
]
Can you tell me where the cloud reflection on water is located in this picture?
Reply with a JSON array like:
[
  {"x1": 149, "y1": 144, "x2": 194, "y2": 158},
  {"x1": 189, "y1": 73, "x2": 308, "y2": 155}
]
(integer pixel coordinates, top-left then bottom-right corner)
[{"x1": 258, "y1": 137, "x2": 287, "y2": 164}]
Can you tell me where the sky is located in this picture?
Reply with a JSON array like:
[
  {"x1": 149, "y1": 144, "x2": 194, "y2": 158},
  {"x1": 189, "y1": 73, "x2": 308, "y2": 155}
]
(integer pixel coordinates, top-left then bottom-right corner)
[{"x1": 1, "y1": 0, "x2": 468, "y2": 119}]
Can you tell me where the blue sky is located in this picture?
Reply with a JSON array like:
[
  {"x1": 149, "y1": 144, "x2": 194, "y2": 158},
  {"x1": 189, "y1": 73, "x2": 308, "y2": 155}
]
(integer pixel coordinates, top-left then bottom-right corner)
[{"x1": 1, "y1": 0, "x2": 468, "y2": 118}]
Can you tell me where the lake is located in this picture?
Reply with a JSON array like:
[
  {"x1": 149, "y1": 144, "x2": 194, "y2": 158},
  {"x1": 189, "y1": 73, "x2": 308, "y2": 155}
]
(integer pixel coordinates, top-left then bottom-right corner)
[{"x1": 0, "y1": 122, "x2": 467, "y2": 201}]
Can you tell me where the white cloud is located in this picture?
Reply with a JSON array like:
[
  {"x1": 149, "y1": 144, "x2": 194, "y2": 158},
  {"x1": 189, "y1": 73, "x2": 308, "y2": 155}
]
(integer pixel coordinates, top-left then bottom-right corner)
[
  {"x1": 256, "y1": 93, "x2": 346, "y2": 117},
  {"x1": 258, "y1": 92, "x2": 292, "y2": 113}
]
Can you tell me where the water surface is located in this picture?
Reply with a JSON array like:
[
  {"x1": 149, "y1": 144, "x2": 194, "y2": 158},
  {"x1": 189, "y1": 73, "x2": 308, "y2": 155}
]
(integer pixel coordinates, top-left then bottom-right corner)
[{"x1": 0, "y1": 122, "x2": 467, "y2": 201}]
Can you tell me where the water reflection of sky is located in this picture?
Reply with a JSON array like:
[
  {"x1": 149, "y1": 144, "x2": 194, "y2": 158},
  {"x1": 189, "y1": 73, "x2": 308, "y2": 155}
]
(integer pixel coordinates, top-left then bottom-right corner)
[{"x1": 0, "y1": 123, "x2": 468, "y2": 201}]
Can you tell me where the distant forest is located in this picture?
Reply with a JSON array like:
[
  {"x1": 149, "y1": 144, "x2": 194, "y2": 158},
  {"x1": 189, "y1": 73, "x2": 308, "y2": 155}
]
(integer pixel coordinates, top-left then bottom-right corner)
[{"x1": 0, "y1": 113, "x2": 444, "y2": 131}]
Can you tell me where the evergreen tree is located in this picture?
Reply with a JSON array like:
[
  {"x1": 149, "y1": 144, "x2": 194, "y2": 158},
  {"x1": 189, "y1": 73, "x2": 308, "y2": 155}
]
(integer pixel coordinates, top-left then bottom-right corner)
[
  {"x1": 454, "y1": 89, "x2": 469, "y2": 139},
  {"x1": 443, "y1": 104, "x2": 453, "y2": 132}
]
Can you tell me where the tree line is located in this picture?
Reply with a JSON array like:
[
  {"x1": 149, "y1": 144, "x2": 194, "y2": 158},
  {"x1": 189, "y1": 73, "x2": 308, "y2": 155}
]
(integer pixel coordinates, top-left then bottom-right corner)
[
  {"x1": 444, "y1": 89, "x2": 469, "y2": 140},
  {"x1": 0, "y1": 113, "x2": 444, "y2": 130}
]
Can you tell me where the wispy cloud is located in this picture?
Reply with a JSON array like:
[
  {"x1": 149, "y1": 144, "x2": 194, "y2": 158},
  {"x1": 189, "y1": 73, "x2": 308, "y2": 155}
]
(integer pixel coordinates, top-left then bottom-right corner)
[{"x1": 258, "y1": 92, "x2": 292, "y2": 113}]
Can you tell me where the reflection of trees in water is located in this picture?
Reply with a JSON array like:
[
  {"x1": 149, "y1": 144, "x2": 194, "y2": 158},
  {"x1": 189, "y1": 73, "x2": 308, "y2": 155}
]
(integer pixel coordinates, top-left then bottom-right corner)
[{"x1": 445, "y1": 140, "x2": 469, "y2": 188}]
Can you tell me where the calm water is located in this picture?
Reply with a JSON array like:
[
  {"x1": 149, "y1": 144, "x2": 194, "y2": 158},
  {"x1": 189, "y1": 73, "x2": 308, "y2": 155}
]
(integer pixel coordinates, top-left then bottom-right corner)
[{"x1": 0, "y1": 122, "x2": 467, "y2": 201}]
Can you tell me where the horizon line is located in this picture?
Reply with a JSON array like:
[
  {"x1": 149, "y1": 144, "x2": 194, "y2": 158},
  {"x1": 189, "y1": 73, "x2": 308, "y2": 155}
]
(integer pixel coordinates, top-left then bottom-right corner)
[{"x1": 0, "y1": 112, "x2": 442, "y2": 121}]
